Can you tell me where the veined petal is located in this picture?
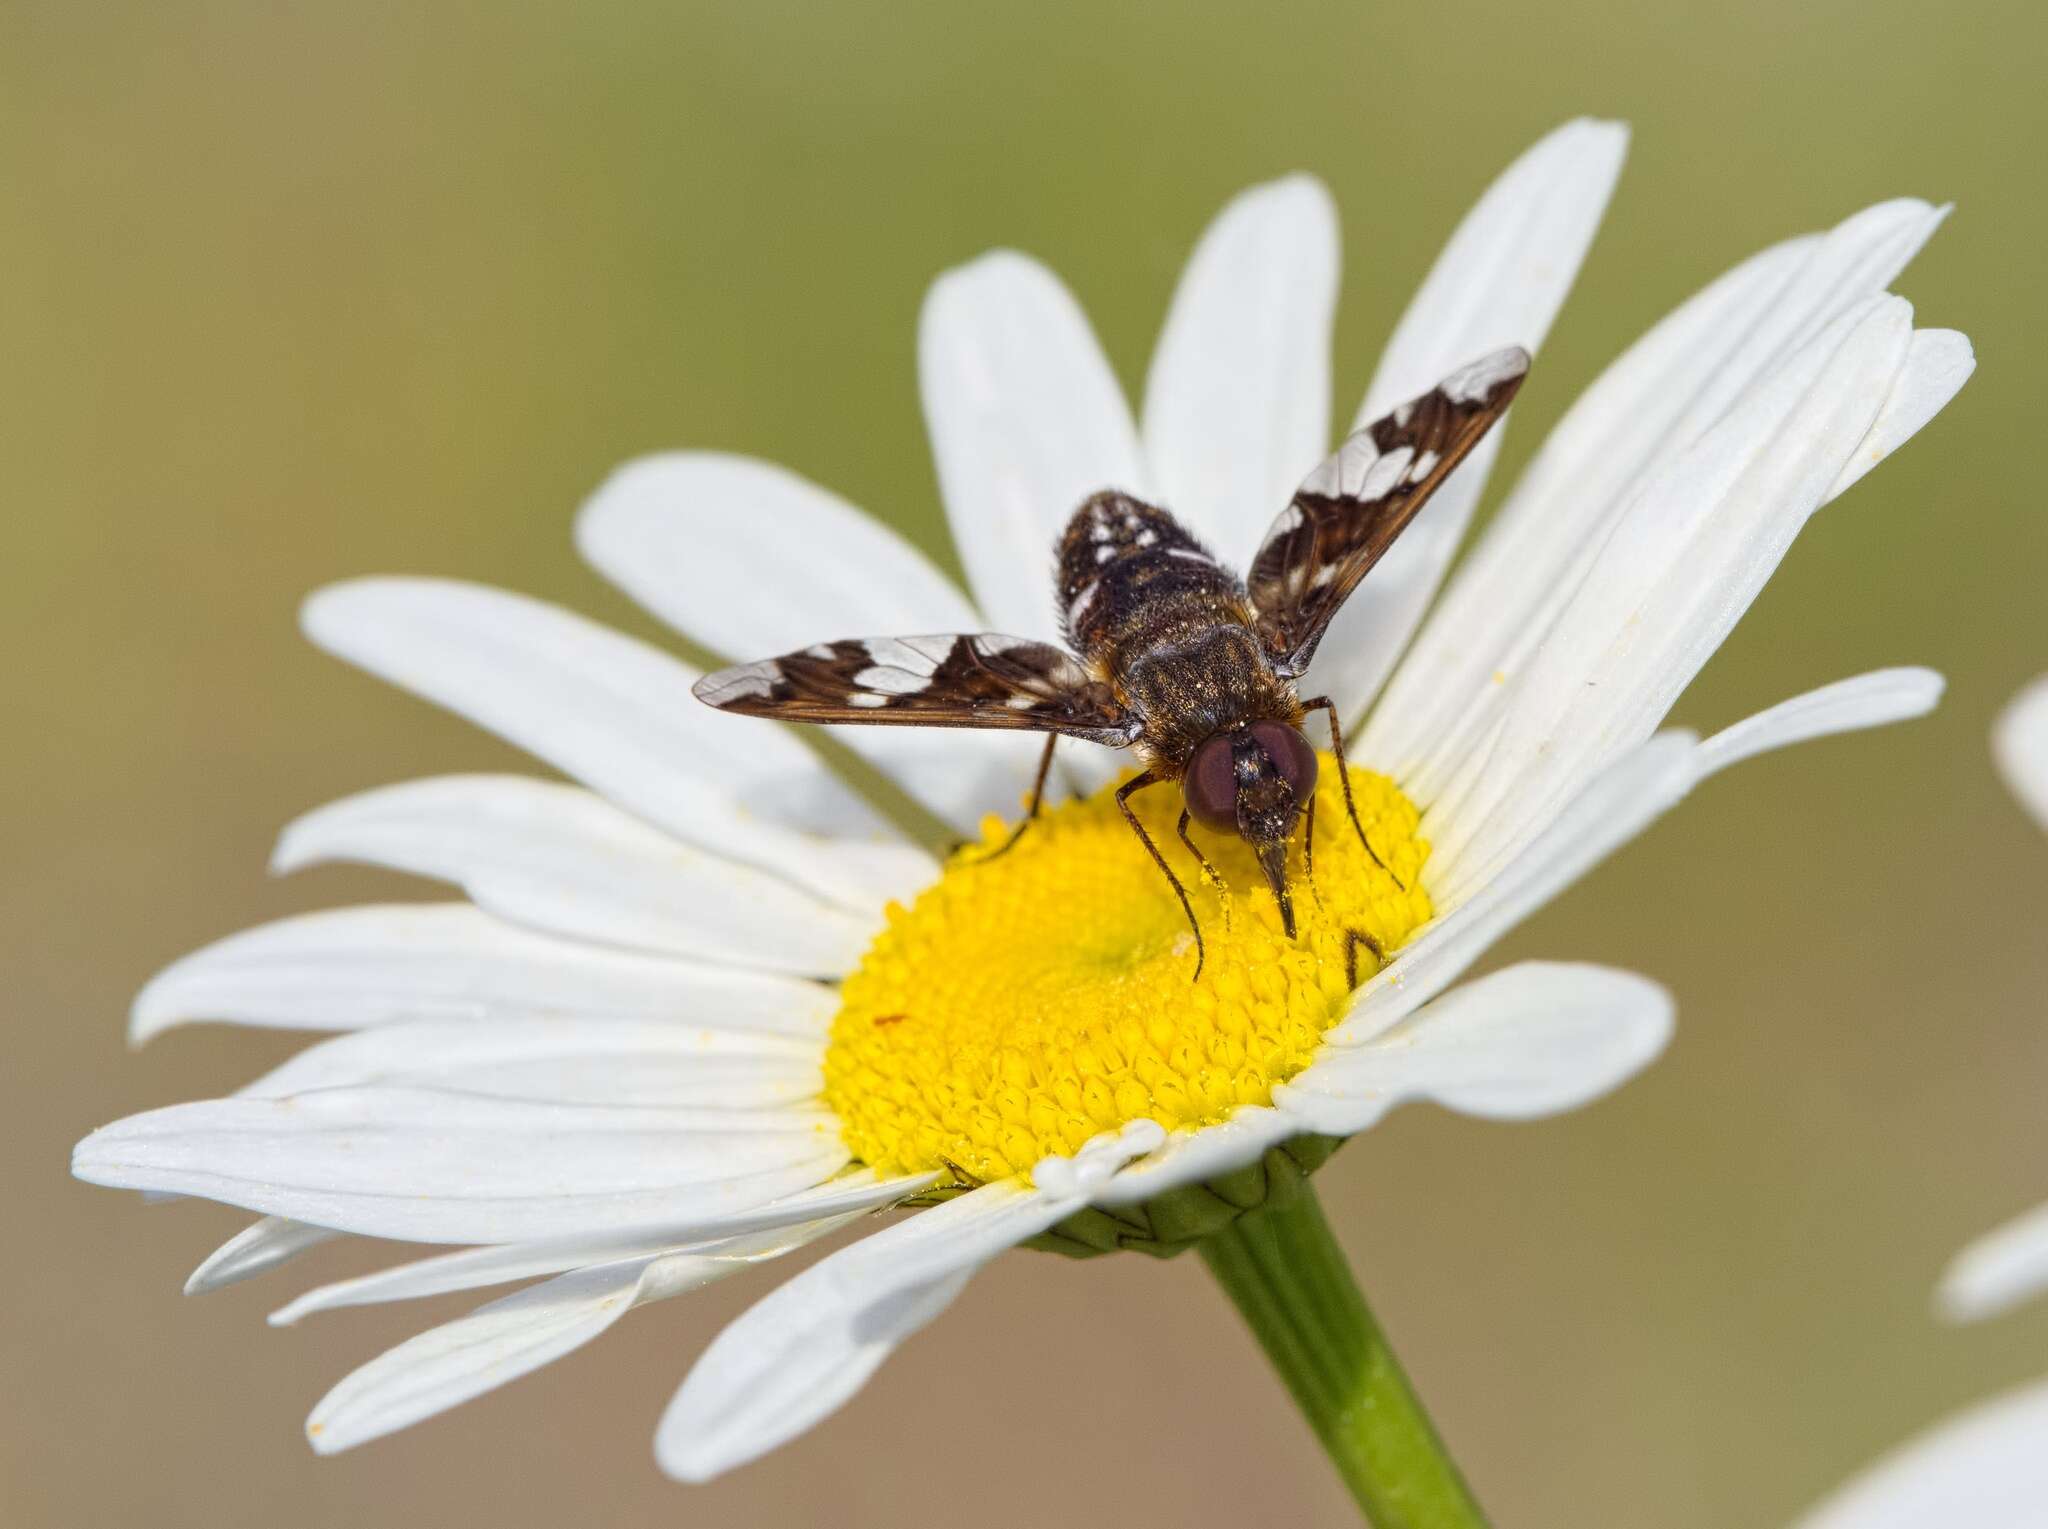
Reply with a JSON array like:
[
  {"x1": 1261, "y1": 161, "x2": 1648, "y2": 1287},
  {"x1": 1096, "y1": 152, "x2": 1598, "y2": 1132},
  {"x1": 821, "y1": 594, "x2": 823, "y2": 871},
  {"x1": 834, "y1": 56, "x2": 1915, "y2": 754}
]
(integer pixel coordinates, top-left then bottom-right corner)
[
  {"x1": 1994, "y1": 676, "x2": 2048, "y2": 832},
  {"x1": 656, "y1": 1189, "x2": 1020, "y2": 1482},
  {"x1": 1826, "y1": 328, "x2": 1974, "y2": 499},
  {"x1": 1434, "y1": 296, "x2": 1917, "y2": 895},
  {"x1": 1352, "y1": 120, "x2": 1630, "y2": 428},
  {"x1": 304, "y1": 578, "x2": 931, "y2": 910},
  {"x1": 239, "y1": 1017, "x2": 822, "y2": 1110},
  {"x1": 1141, "y1": 174, "x2": 1338, "y2": 556},
  {"x1": 1938, "y1": 1199, "x2": 2048, "y2": 1322},
  {"x1": 657, "y1": 1121, "x2": 1160, "y2": 1481},
  {"x1": 272, "y1": 776, "x2": 873, "y2": 977},
  {"x1": 130, "y1": 902, "x2": 834, "y2": 1044},
  {"x1": 1372, "y1": 198, "x2": 1952, "y2": 797},
  {"x1": 1788, "y1": 1378, "x2": 2048, "y2": 1529},
  {"x1": 1671, "y1": 198, "x2": 1945, "y2": 435},
  {"x1": 306, "y1": 1257, "x2": 666, "y2": 1454},
  {"x1": 576, "y1": 454, "x2": 1038, "y2": 830},
  {"x1": 186, "y1": 1217, "x2": 341, "y2": 1296},
  {"x1": 268, "y1": 1170, "x2": 935, "y2": 1323},
  {"x1": 306, "y1": 1213, "x2": 858, "y2": 1455},
  {"x1": 73, "y1": 1086, "x2": 848, "y2": 1244},
  {"x1": 1307, "y1": 118, "x2": 1627, "y2": 721},
  {"x1": 1695, "y1": 667, "x2": 1944, "y2": 777},
  {"x1": 920, "y1": 251, "x2": 1144, "y2": 798},
  {"x1": 1275, "y1": 962, "x2": 1671, "y2": 1136}
]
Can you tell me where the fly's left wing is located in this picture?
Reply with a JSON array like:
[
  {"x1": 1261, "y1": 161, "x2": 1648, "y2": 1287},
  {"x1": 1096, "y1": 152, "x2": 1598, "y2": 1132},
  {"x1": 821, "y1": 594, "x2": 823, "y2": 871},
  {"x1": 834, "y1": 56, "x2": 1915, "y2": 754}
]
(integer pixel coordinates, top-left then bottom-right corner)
[
  {"x1": 1248, "y1": 346, "x2": 1529, "y2": 676},
  {"x1": 693, "y1": 634, "x2": 1139, "y2": 746}
]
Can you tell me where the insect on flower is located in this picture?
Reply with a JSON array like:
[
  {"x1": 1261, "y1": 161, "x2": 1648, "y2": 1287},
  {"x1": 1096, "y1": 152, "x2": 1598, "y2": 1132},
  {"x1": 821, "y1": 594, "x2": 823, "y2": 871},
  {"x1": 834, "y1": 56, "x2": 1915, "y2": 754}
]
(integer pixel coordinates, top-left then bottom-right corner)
[{"x1": 694, "y1": 346, "x2": 1528, "y2": 974}]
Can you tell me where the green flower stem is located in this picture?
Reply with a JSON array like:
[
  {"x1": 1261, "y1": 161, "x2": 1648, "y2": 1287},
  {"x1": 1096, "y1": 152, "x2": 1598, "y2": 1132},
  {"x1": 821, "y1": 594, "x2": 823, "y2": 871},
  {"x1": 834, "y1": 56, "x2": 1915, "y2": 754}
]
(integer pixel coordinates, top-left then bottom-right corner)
[{"x1": 1198, "y1": 1182, "x2": 1490, "y2": 1528}]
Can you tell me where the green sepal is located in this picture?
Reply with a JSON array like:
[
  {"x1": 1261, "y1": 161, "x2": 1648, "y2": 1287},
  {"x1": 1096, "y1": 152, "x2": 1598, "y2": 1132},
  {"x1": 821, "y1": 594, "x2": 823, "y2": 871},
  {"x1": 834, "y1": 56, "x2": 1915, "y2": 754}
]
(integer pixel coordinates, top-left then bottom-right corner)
[{"x1": 1019, "y1": 1132, "x2": 1344, "y2": 1259}]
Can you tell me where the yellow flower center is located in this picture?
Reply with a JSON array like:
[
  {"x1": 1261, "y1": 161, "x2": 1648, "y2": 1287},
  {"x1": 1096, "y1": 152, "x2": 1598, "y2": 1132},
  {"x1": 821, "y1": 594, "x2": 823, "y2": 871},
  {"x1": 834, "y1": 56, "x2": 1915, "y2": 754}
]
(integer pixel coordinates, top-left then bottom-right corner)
[{"x1": 823, "y1": 755, "x2": 1432, "y2": 1184}]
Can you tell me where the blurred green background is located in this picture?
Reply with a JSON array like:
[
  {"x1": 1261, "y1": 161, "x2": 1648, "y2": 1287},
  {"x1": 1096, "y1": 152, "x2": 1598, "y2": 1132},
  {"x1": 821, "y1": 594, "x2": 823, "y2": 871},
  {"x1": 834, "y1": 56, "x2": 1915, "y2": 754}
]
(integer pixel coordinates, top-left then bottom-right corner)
[{"x1": 5, "y1": 2, "x2": 2044, "y2": 1525}]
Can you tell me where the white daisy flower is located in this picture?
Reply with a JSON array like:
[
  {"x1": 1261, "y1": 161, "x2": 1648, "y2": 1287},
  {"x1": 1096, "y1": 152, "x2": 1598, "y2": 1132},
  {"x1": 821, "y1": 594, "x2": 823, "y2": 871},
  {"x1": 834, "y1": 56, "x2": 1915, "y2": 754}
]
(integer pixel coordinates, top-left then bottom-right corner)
[
  {"x1": 1783, "y1": 682, "x2": 2048, "y2": 1529},
  {"x1": 1934, "y1": 678, "x2": 2048, "y2": 1324},
  {"x1": 73, "y1": 118, "x2": 1973, "y2": 1490},
  {"x1": 1989, "y1": 675, "x2": 2048, "y2": 843},
  {"x1": 1789, "y1": 1379, "x2": 2048, "y2": 1529}
]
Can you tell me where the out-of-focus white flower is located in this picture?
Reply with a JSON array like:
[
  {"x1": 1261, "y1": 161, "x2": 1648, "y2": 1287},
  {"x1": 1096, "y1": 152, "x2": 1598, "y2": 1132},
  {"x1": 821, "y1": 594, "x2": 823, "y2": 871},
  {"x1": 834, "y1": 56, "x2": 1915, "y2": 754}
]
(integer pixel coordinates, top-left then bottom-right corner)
[
  {"x1": 1790, "y1": 1379, "x2": 2048, "y2": 1529},
  {"x1": 1788, "y1": 681, "x2": 2048, "y2": 1529}
]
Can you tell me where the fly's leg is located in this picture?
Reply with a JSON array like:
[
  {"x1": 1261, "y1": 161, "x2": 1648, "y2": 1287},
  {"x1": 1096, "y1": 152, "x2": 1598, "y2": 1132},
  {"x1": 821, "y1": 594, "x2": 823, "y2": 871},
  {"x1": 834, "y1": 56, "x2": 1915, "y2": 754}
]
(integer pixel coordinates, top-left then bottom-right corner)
[
  {"x1": 1300, "y1": 786, "x2": 1325, "y2": 911},
  {"x1": 1343, "y1": 928, "x2": 1387, "y2": 990},
  {"x1": 1118, "y1": 770, "x2": 1205, "y2": 980},
  {"x1": 1302, "y1": 695, "x2": 1403, "y2": 890},
  {"x1": 972, "y1": 733, "x2": 1059, "y2": 865},
  {"x1": 1176, "y1": 808, "x2": 1236, "y2": 933},
  {"x1": 1174, "y1": 808, "x2": 1226, "y2": 891}
]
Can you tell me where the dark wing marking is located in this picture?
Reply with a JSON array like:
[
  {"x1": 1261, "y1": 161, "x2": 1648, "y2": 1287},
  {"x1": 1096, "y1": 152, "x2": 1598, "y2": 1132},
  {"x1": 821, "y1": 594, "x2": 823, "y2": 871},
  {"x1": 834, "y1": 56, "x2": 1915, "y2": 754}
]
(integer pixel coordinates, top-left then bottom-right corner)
[
  {"x1": 1248, "y1": 346, "x2": 1529, "y2": 675},
  {"x1": 693, "y1": 634, "x2": 1139, "y2": 746}
]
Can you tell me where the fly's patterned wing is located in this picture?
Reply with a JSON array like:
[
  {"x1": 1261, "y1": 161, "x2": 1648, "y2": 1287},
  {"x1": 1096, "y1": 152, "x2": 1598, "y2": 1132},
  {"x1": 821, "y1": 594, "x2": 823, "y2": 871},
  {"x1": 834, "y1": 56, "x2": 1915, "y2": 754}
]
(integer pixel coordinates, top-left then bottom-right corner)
[
  {"x1": 693, "y1": 634, "x2": 1139, "y2": 745},
  {"x1": 1248, "y1": 346, "x2": 1529, "y2": 675}
]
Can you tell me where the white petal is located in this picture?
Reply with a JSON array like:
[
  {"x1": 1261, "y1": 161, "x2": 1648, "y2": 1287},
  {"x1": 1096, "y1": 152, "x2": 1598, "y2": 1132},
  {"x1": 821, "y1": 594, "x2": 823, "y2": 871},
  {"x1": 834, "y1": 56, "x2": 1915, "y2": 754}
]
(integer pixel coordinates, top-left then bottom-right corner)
[
  {"x1": 1306, "y1": 119, "x2": 1628, "y2": 719},
  {"x1": 273, "y1": 776, "x2": 873, "y2": 977},
  {"x1": 1789, "y1": 1378, "x2": 2048, "y2": 1529},
  {"x1": 306, "y1": 1213, "x2": 855, "y2": 1454},
  {"x1": 240, "y1": 1017, "x2": 821, "y2": 1109},
  {"x1": 1089, "y1": 1108, "x2": 1297, "y2": 1208},
  {"x1": 1353, "y1": 120, "x2": 1630, "y2": 426},
  {"x1": 1994, "y1": 676, "x2": 2048, "y2": 833},
  {"x1": 1669, "y1": 198, "x2": 1943, "y2": 432},
  {"x1": 186, "y1": 1217, "x2": 341, "y2": 1295},
  {"x1": 1276, "y1": 962, "x2": 1671, "y2": 1136},
  {"x1": 304, "y1": 578, "x2": 930, "y2": 909},
  {"x1": 269, "y1": 1170, "x2": 935, "y2": 1324},
  {"x1": 73, "y1": 1086, "x2": 848, "y2": 1244},
  {"x1": 657, "y1": 1121, "x2": 1159, "y2": 1480},
  {"x1": 308, "y1": 1257, "x2": 659, "y2": 1453},
  {"x1": 1433, "y1": 296, "x2": 1917, "y2": 897},
  {"x1": 1938, "y1": 1199, "x2": 2048, "y2": 1323},
  {"x1": 1695, "y1": 667, "x2": 1943, "y2": 777},
  {"x1": 1373, "y1": 198, "x2": 1950, "y2": 797},
  {"x1": 1026, "y1": 1117, "x2": 1167, "y2": 1200},
  {"x1": 1140, "y1": 175, "x2": 1338, "y2": 555},
  {"x1": 130, "y1": 902, "x2": 834, "y2": 1044},
  {"x1": 575, "y1": 454, "x2": 1038, "y2": 829},
  {"x1": 1826, "y1": 327, "x2": 1974, "y2": 499},
  {"x1": 920, "y1": 251, "x2": 1144, "y2": 799},
  {"x1": 656, "y1": 1192, "x2": 1013, "y2": 1481}
]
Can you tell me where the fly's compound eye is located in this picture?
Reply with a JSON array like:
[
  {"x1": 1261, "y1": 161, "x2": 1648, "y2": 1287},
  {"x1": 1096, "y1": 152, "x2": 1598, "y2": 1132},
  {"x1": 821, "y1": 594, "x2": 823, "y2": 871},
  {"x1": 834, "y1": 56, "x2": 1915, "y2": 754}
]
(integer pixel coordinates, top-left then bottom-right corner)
[
  {"x1": 1183, "y1": 732, "x2": 1241, "y2": 831},
  {"x1": 1246, "y1": 721, "x2": 1318, "y2": 807}
]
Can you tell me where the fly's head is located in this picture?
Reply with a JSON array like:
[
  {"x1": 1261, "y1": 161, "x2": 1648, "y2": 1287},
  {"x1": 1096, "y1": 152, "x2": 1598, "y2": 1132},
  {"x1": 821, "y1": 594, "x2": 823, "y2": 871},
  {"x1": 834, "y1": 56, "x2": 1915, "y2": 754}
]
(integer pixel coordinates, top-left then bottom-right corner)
[{"x1": 1182, "y1": 720, "x2": 1318, "y2": 936}]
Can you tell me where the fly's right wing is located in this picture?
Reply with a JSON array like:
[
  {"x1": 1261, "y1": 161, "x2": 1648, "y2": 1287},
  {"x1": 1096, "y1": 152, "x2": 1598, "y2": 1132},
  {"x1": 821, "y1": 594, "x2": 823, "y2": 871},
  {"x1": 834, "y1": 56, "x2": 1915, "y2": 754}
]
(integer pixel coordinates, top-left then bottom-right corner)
[
  {"x1": 1248, "y1": 346, "x2": 1529, "y2": 676},
  {"x1": 694, "y1": 634, "x2": 1139, "y2": 746}
]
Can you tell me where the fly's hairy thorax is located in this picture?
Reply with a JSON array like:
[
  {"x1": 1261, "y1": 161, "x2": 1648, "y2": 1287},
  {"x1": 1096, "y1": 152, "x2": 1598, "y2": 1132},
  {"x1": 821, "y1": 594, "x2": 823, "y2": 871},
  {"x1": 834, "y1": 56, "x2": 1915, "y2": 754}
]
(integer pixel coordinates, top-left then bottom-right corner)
[{"x1": 1056, "y1": 491, "x2": 1299, "y2": 767}]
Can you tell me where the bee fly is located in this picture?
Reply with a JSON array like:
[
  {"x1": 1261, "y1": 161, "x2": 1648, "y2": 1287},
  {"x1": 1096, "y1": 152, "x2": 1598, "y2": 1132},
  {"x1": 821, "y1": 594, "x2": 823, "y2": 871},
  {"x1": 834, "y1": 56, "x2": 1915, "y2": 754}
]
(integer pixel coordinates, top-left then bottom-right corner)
[{"x1": 695, "y1": 346, "x2": 1529, "y2": 977}]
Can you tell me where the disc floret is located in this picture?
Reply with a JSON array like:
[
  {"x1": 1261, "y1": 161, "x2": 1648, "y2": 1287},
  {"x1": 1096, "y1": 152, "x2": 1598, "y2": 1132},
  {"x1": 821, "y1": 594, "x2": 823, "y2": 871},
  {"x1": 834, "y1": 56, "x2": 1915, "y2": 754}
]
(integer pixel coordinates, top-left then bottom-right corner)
[{"x1": 823, "y1": 756, "x2": 1431, "y2": 1183}]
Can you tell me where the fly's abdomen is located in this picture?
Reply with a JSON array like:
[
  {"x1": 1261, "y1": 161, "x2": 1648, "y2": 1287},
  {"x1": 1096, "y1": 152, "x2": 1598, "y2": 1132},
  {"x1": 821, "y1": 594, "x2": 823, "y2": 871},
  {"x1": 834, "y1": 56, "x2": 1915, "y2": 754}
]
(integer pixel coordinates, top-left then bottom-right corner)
[{"x1": 1056, "y1": 491, "x2": 1246, "y2": 661}]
